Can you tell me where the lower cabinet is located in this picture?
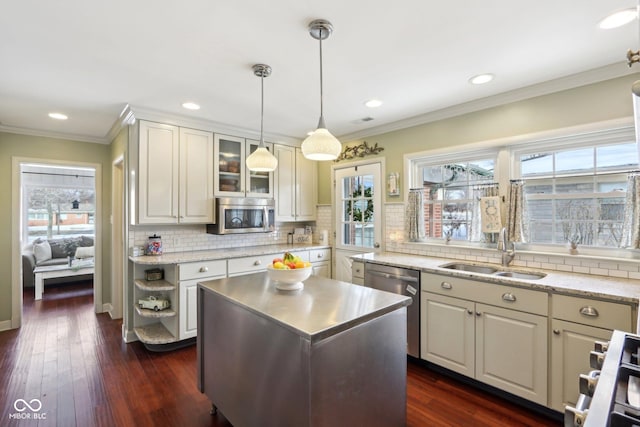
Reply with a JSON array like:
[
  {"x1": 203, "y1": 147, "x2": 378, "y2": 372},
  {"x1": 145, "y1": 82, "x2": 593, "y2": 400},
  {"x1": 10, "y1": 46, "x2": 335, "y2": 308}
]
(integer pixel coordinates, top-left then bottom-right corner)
[
  {"x1": 177, "y1": 259, "x2": 226, "y2": 340},
  {"x1": 549, "y1": 294, "x2": 636, "y2": 412},
  {"x1": 351, "y1": 260, "x2": 364, "y2": 285},
  {"x1": 421, "y1": 273, "x2": 548, "y2": 406},
  {"x1": 310, "y1": 248, "x2": 331, "y2": 278}
]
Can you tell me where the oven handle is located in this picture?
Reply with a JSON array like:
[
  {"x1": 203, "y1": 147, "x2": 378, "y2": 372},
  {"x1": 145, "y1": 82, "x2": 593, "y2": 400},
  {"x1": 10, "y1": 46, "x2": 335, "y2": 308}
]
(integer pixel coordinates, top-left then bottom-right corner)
[
  {"x1": 564, "y1": 394, "x2": 591, "y2": 427},
  {"x1": 264, "y1": 206, "x2": 269, "y2": 232}
]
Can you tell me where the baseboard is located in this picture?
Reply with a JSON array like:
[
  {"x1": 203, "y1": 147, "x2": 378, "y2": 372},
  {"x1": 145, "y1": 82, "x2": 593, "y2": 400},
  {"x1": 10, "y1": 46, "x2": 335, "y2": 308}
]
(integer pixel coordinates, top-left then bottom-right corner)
[
  {"x1": 123, "y1": 328, "x2": 138, "y2": 343},
  {"x1": 103, "y1": 303, "x2": 113, "y2": 316},
  {"x1": 0, "y1": 319, "x2": 13, "y2": 332}
]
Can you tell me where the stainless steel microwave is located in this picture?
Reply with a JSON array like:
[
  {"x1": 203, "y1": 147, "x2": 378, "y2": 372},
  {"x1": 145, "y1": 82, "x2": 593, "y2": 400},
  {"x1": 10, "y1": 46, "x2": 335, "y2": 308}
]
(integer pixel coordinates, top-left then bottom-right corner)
[{"x1": 206, "y1": 198, "x2": 275, "y2": 235}]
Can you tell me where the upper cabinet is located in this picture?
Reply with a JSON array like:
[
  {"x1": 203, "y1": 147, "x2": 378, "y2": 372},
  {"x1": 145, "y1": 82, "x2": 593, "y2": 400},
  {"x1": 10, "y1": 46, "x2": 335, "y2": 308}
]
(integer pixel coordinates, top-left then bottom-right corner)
[
  {"x1": 214, "y1": 134, "x2": 273, "y2": 198},
  {"x1": 274, "y1": 145, "x2": 317, "y2": 222},
  {"x1": 136, "y1": 120, "x2": 214, "y2": 225}
]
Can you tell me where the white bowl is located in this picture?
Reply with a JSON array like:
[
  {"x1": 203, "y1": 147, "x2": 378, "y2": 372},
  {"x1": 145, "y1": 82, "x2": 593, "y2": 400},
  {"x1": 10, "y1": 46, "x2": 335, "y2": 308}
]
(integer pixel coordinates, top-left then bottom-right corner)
[{"x1": 267, "y1": 265, "x2": 312, "y2": 290}]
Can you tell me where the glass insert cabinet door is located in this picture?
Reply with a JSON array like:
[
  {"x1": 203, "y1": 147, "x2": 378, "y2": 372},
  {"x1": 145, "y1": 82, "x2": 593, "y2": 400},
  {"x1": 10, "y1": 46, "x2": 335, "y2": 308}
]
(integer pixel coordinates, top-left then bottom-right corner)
[
  {"x1": 245, "y1": 139, "x2": 274, "y2": 198},
  {"x1": 214, "y1": 134, "x2": 245, "y2": 196},
  {"x1": 335, "y1": 163, "x2": 382, "y2": 251}
]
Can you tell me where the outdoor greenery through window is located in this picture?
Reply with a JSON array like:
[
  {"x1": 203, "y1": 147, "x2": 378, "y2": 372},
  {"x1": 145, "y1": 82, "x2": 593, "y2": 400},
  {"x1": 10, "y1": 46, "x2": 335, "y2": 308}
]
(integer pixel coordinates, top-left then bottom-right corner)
[
  {"x1": 342, "y1": 174, "x2": 375, "y2": 247},
  {"x1": 519, "y1": 142, "x2": 638, "y2": 247},
  {"x1": 419, "y1": 159, "x2": 495, "y2": 241}
]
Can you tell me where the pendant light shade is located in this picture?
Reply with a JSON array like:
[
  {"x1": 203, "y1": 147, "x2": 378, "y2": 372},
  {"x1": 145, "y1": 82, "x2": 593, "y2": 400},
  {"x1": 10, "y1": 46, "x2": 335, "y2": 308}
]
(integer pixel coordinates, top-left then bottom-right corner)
[
  {"x1": 301, "y1": 19, "x2": 342, "y2": 161},
  {"x1": 246, "y1": 64, "x2": 278, "y2": 172}
]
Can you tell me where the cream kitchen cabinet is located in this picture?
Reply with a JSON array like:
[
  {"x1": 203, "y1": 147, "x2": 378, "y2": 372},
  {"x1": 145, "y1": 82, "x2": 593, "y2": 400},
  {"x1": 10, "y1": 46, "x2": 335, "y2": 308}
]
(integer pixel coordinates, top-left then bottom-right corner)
[
  {"x1": 351, "y1": 260, "x2": 364, "y2": 285},
  {"x1": 273, "y1": 144, "x2": 317, "y2": 221},
  {"x1": 227, "y1": 250, "x2": 310, "y2": 277},
  {"x1": 136, "y1": 121, "x2": 214, "y2": 224},
  {"x1": 549, "y1": 294, "x2": 636, "y2": 412},
  {"x1": 421, "y1": 272, "x2": 548, "y2": 406},
  {"x1": 177, "y1": 260, "x2": 227, "y2": 340},
  {"x1": 310, "y1": 248, "x2": 331, "y2": 278},
  {"x1": 214, "y1": 134, "x2": 274, "y2": 198}
]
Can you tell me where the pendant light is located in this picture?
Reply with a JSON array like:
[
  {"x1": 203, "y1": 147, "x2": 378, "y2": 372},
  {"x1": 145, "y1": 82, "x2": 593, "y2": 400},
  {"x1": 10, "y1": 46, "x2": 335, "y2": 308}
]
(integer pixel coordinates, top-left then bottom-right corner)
[
  {"x1": 301, "y1": 19, "x2": 342, "y2": 161},
  {"x1": 246, "y1": 64, "x2": 278, "y2": 172}
]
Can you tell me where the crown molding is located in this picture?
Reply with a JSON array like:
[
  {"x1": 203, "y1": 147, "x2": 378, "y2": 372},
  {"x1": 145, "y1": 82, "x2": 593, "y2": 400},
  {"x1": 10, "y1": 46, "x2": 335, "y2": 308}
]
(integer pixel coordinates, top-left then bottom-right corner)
[
  {"x1": 121, "y1": 105, "x2": 301, "y2": 146},
  {"x1": 339, "y1": 62, "x2": 639, "y2": 142},
  {"x1": 0, "y1": 124, "x2": 108, "y2": 144}
]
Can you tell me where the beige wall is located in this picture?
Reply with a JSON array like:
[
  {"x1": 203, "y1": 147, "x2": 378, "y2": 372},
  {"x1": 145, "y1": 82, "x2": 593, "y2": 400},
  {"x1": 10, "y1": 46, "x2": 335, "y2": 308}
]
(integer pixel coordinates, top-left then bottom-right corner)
[
  {"x1": 0, "y1": 132, "x2": 113, "y2": 324},
  {"x1": 318, "y1": 73, "x2": 640, "y2": 204}
]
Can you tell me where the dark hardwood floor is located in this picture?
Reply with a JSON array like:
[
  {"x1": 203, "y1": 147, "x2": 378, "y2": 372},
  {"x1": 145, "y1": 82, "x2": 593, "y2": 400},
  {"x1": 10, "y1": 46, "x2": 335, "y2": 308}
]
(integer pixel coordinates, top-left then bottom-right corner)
[{"x1": 0, "y1": 281, "x2": 561, "y2": 426}]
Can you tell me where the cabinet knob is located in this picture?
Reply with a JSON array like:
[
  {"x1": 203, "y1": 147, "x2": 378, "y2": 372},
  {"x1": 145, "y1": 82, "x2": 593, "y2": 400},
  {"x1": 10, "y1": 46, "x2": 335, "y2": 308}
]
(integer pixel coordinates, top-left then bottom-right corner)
[
  {"x1": 199, "y1": 267, "x2": 208, "y2": 273},
  {"x1": 475, "y1": 311, "x2": 481, "y2": 316},
  {"x1": 317, "y1": 253, "x2": 323, "y2": 259},
  {"x1": 441, "y1": 282, "x2": 452, "y2": 290},
  {"x1": 553, "y1": 329, "x2": 560, "y2": 335},
  {"x1": 467, "y1": 309, "x2": 473, "y2": 315},
  {"x1": 254, "y1": 260, "x2": 261, "y2": 266},
  {"x1": 580, "y1": 306, "x2": 599, "y2": 318},
  {"x1": 501, "y1": 292, "x2": 517, "y2": 302}
]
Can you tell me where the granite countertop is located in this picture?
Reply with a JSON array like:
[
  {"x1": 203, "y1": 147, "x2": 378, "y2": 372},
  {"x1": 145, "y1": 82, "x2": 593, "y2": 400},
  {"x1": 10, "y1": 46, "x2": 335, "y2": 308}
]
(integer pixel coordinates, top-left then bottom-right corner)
[
  {"x1": 198, "y1": 272, "x2": 411, "y2": 342},
  {"x1": 129, "y1": 243, "x2": 331, "y2": 265},
  {"x1": 353, "y1": 252, "x2": 640, "y2": 305}
]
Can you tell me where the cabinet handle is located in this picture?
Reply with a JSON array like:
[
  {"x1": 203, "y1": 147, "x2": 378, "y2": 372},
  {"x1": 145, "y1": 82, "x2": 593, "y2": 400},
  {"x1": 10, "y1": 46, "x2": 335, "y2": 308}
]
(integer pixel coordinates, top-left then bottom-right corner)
[
  {"x1": 199, "y1": 267, "x2": 208, "y2": 273},
  {"x1": 501, "y1": 293, "x2": 516, "y2": 302},
  {"x1": 254, "y1": 260, "x2": 261, "y2": 266},
  {"x1": 579, "y1": 306, "x2": 599, "y2": 318},
  {"x1": 317, "y1": 253, "x2": 323, "y2": 259},
  {"x1": 476, "y1": 311, "x2": 481, "y2": 316},
  {"x1": 441, "y1": 282, "x2": 452, "y2": 290},
  {"x1": 467, "y1": 309, "x2": 473, "y2": 315},
  {"x1": 553, "y1": 329, "x2": 560, "y2": 335}
]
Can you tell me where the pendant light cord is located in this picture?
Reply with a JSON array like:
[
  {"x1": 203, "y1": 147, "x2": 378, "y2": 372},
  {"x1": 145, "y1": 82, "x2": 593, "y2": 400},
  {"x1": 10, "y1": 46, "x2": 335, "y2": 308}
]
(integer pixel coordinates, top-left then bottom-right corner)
[
  {"x1": 319, "y1": 27, "x2": 325, "y2": 123},
  {"x1": 260, "y1": 72, "x2": 265, "y2": 147}
]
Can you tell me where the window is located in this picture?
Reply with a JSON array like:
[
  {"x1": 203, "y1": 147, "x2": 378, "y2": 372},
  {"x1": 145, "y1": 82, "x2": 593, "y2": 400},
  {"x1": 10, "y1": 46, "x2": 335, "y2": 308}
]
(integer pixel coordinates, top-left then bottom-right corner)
[
  {"x1": 416, "y1": 158, "x2": 495, "y2": 241},
  {"x1": 519, "y1": 142, "x2": 638, "y2": 247}
]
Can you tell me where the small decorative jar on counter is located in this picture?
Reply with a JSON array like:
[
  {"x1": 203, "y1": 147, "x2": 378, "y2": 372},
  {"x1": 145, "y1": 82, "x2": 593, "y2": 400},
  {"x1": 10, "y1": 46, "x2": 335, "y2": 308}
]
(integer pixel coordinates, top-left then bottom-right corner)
[{"x1": 146, "y1": 234, "x2": 163, "y2": 255}]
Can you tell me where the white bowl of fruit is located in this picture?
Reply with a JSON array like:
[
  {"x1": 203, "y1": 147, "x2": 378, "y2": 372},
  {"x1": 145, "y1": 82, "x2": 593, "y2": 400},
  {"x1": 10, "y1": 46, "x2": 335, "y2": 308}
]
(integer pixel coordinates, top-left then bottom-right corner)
[{"x1": 268, "y1": 252, "x2": 312, "y2": 291}]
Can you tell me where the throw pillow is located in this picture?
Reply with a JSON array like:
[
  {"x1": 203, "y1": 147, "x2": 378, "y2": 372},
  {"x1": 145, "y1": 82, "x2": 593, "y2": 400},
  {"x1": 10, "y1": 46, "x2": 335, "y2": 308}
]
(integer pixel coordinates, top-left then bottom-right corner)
[
  {"x1": 80, "y1": 235, "x2": 94, "y2": 247},
  {"x1": 74, "y1": 246, "x2": 94, "y2": 259},
  {"x1": 49, "y1": 240, "x2": 67, "y2": 258},
  {"x1": 33, "y1": 241, "x2": 52, "y2": 264}
]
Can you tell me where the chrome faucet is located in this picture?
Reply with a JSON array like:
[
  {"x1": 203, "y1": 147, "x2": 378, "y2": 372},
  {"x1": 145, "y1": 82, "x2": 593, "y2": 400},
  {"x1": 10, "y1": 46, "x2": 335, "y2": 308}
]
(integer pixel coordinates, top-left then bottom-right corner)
[{"x1": 498, "y1": 227, "x2": 516, "y2": 266}]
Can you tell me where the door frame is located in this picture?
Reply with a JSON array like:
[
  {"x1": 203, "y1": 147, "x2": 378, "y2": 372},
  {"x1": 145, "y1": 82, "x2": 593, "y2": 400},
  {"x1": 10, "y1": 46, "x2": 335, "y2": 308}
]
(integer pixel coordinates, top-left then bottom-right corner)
[
  {"x1": 110, "y1": 155, "x2": 125, "y2": 319},
  {"x1": 11, "y1": 157, "x2": 103, "y2": 328},
  {"x1": 331, "y1": 158, "x2": 385, "y2": 280}
]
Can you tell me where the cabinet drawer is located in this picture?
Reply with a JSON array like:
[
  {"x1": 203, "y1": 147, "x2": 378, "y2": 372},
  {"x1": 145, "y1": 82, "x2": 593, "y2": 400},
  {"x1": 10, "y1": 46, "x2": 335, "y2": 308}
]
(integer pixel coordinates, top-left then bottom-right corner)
[
  {"x1": 179, "y1": 260, "x2": 226, "y2": 281},
  {"x1": 422, "y1": 272, "x2": 548, "y2": 316},
  {"x1": 310, "y1": 248, "x2": 331, "y2": 262},
  {"x1": 552, "y1": 294, "x2": 633, "y2": 331},
  {"x1": 228, "y1": 254, "x2": 275, "y2": 275},
  {"x1": 352, "y1": 261, "x2": 364, "y2": 279},
  {"x1": 476, "y1": 284, "x2": 548, "y2": 316}
]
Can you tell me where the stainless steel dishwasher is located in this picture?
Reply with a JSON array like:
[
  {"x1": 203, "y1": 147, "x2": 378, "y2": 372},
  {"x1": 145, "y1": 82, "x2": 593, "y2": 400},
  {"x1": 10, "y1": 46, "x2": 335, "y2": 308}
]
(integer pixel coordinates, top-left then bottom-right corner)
[{"x1": 364, "y1": 263, "x2": 420, "y2": 358}]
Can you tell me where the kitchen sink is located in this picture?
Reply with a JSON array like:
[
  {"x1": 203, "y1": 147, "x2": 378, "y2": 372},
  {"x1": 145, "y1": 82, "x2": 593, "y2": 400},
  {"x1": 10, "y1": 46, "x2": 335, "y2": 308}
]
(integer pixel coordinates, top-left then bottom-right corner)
[
  {"x1": 440, "y1": 263, "x2": 499, "y2": 274},
  {"x1": 494, "y1": 271, "x2": 546, "y2": 280},
  {"x1": 439, "y1": 262, "x2": 546, "y2": 280}
]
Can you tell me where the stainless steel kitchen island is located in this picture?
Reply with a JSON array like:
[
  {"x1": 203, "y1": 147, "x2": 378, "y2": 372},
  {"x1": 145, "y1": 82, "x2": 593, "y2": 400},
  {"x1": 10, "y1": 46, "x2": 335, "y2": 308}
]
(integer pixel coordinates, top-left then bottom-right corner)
[{"x1": 197, "y1": 272, "x2": 411, "y2": 427}]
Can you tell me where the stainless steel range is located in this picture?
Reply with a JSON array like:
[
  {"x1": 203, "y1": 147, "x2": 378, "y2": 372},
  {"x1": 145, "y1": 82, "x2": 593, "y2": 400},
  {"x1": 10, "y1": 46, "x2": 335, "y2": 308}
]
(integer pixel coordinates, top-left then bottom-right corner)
[{"x1": 565, "y1": 330, "x2": 640, "y2": 426}]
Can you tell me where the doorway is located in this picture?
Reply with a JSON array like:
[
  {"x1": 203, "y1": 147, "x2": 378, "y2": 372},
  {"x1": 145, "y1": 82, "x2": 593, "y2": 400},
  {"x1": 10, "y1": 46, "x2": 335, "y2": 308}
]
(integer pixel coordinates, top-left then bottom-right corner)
[
  {"x1": 333, "y1": 161, "x2": 383, "y2": 281},
  {"x1": 11, "y1": 157, "x2": 102, "y2": 328}
]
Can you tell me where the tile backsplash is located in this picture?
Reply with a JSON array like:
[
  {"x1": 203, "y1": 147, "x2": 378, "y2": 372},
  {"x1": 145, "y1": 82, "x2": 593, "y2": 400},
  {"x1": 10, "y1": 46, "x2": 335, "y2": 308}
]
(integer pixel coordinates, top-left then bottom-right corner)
[
  {"x1": 130, "y1": 202, "x2": 640, "y2": 280},
  {"x1": 383, "y1": 202, "x2": 640, "y2": 280},
  {"x1": 129, "y1": 206, "x2": 333, "y2": 254}
]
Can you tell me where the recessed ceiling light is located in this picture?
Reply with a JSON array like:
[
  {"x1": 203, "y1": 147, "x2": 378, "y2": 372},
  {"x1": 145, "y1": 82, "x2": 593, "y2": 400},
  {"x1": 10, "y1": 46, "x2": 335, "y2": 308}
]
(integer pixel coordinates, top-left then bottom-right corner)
[
  {"x1": 469, "y1": 74, "x2": 494, "y2": 85},
  {"x1": 599, "y1": 8, "x2": 637, "y2": 29},
  {"x1": 365, "y1": 99, "x2": 383, "y2": 108},
  {"x1": 182, "y1": 102, "x2": 200, "y2": 110},
  {"x1": 48, "y1": 112, "x2": 68, "y2": 120}
]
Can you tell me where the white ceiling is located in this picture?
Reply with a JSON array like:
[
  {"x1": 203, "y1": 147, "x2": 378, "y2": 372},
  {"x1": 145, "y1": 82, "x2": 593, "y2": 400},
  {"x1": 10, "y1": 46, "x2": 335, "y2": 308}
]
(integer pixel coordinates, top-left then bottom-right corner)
[{"x1": 1, "y1": 0, "x2": 639, "y2": 144}]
